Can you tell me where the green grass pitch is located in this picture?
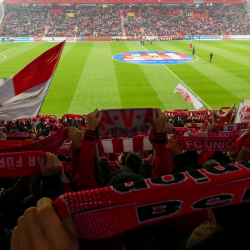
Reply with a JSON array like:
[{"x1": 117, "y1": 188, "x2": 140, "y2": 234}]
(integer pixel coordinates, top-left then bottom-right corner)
[{"x1": 0, "y1": 40, "x2": 250, "y2": 116}]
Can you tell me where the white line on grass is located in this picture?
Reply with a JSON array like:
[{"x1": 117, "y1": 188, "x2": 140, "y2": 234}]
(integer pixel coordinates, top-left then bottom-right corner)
[
  {"x1": 136, "y1": 42, "x2": 211, "y2": 109},
  {"x1": 0, "y1": 47, "x2": 16, "y2": 61},
  {"x1": 0, "y1": 47, "x2": 16, "y2": 53}
]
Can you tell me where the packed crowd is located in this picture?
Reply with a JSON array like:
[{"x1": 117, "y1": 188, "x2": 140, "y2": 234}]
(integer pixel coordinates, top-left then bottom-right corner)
[
  {"x1": 1, "y1": 4, "x2": 249, "y2": 37},
  {"x1": 75, "y1": 5, "x2": 121, "y2": 37},
  {"x1": 124, "y1": 4, "x2": 250, "y2": 36},
  {"x1": 1, "y1": 5, "x2": 48, "y2": 37},
  {"x1": 1, "y1": 106, "x2": 249, "y2": 250},
  {"x1": 1, "y1": 5, "x2": 122, "y2": 37}
]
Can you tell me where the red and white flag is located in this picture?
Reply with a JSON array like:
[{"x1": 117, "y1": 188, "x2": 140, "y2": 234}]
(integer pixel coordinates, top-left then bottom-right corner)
[
  {"x1": 212, "y1": 103, "x2": 235, "y2": 125},
  {"x1": 174, "y1": 83, "x2": 203, "y2": 109},
  {"x1": 0, "y1": 41, "x2": 65, "y2": 120},
  {"x1": 234, "y1": 103, "x2": 250, "y2": 123}
]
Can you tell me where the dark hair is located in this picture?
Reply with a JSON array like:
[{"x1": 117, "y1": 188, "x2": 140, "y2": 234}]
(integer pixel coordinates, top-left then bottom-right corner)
[
  {"x1": 125, "y1": 152, "x2": 143, "y2": 174},
  {"x1": 230, "y1": 152, "x2": 239, "y2": 161},
  {"x1": 122, "y1": 154, "x2": 128, "y2": 166},
  {"x1": 213, "y1": 202, "x2": 250, "y2": 228},
  {"x1": 203, "y1": 159, "x2": 220, "y2": 171},
  {"x1": 139, "y1": 162, "x2": 153, "y2": 179},
  {"x1": 12, "y1": 125, "x2": 17, "y2": 129},
  {"x1": 99, "y1": 157, "x2": 111, "y2": 181}
]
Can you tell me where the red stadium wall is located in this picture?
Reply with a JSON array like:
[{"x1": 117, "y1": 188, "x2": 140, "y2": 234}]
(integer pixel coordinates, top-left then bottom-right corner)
[{"x1": 4, "y1": 0, "x2": 248, "y2": 4}]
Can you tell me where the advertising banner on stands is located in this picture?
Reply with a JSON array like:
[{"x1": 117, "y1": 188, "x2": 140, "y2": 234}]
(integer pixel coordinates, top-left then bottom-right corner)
[
  {"x1": 42, "y1": 37, "x2": 66, "y2": 42},
  {"x1": 185, "y1": 35, "x2": 221, "y2": 40},
  {"x1": 14, "y1": 37, "x2": 33, "y2": 41},
  {"x1": 230, "y1": 35, "x2": 250, "y2": 40},
  {"x1": 77, "y1": 37, "x2": 85, "y2": 41},
  {"x1": 34, "y1": 37, "x2": 42, "y2": 41},
  {"x1": 66, "y1": 37, "x2": 76, "y2": 41}
]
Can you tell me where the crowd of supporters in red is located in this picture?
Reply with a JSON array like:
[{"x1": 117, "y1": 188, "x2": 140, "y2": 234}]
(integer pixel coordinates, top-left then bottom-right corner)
[
  {"x1": 1, "y1": 3, "x2": 250, "y2": 250},
  {"x1": 1, "y1": 105, "x2": 250, "y2": 250},
  {"x1": 124, "y1": 4, "x2": 250, "y2": 36},
  {"x1": 1, "y1": 4, "x2": 249, "y2": 37},
  {"x1": 1, "y1": 4, "x2": 122, "y2": 37}
]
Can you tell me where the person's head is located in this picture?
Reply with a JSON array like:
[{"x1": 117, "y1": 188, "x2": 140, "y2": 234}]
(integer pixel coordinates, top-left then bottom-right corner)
[
  {"x1": 212, "y1": 202, "x2": 250, "y2": 228},
  {"x1": 12, "y1": 125, "x2": 17, "y2": 130},
  {"x1": 139, "y1": 162, "x2": 153, "y2": 179},
  {"x1": 99, "y1": 157, "x2": 112, "y2": 181},
  {"x1": 23, "y1": 127, "x2": 28, "y2": 132},
  {"x1": 107, "y1": 173, "x2": 157, "y2": 250},
  {"x1": 125, "y1": 152, "x2": 143, "y2": 174},
  {"x1": 229, "y1": 152, "x2": 238, "y2": 163},
  {"x1": 203, "y1": 159, "x2": 220, "y2": 171}
]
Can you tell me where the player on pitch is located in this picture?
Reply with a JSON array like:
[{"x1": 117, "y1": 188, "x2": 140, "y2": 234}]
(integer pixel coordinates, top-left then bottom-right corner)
[
  {"x1": 192, "y1": 46, "x2": 195, "y2": 56},
  {"x1": 189, "y1": 42, "x2": 193, "y2": 51}
]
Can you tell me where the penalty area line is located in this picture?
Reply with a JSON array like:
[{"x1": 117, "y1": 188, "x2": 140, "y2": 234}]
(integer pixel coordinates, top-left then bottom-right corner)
[{"x1": 136, "y1": 42, "x2": 211, "y2": 110}]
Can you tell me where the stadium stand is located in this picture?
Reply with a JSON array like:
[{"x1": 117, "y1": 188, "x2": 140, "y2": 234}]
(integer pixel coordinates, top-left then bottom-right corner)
[
  {"x1": 1, "y1": 4, "x2": 249, "y2": 37},
  {"x1": 1, "y1": 2, "x2": 250, "y2": 250}
]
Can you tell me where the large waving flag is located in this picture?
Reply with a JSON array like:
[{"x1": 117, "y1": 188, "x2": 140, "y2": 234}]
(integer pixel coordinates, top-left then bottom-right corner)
[
  {"x1": 174, "y1": 82, "x2": 203, "y2": 109},
  {"x1": 0, "y1": 41, "x2": 65, "y2": 120}
]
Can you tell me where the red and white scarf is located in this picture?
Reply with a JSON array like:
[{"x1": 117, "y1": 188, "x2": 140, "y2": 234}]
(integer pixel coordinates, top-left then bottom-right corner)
[{"x1": 53, "y1": 161, "x2": 250, "y2": 240}]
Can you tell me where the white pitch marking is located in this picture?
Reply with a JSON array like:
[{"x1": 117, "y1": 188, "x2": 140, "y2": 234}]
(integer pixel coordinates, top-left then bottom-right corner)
[
  {"x1": 136, "y1": 42, "x2": 211, "y2": 109},
  {"x1": 0, "y1": 47, "x2": 16, "y2": 61}
]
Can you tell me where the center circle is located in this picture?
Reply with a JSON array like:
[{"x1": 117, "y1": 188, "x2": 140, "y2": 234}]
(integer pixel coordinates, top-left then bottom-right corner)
[
  {"x1": 113, "y1": 51, "x2": 194, "y2": 65},
  {"x1": 0, "y1": 54, "x2": 6, "y2": 60}
]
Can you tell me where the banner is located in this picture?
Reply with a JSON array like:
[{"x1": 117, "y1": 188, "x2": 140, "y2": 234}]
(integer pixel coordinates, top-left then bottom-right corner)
[
  {"x1": 174, "y1": 83, "x2": 203, "y2": 109},
  {"x1": 235, "y1": 103, "x2": 250, "y2": 123}
]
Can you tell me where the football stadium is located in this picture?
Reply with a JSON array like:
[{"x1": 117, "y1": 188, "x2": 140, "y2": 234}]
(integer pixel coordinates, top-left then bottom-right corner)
[{"x1": 1, "y1": 0, "x2": 250, "y2": 249}]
